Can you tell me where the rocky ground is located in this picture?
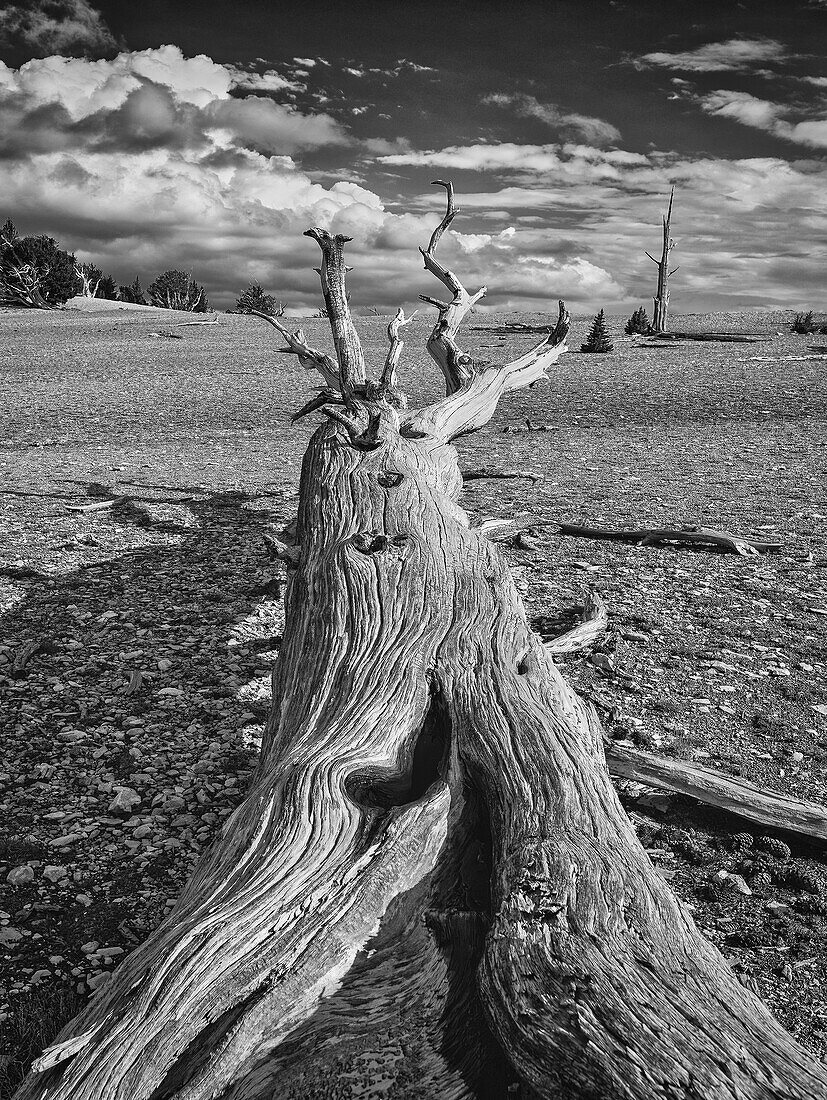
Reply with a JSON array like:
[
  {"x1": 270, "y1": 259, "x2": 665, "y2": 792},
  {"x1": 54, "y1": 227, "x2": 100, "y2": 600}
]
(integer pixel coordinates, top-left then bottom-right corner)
[{"x1": 1, "y1": 304, "x2": 826, "y2": 1094}]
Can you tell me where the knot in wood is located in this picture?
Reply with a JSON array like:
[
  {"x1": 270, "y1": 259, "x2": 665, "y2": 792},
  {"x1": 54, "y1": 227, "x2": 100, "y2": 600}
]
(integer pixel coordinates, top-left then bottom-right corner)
[
  {"x1": 352, "y1": 531, "x2": 409, "y2": 555},
  {"x1": 377, "y1": 470, "x2": 404, "y2": 489}
]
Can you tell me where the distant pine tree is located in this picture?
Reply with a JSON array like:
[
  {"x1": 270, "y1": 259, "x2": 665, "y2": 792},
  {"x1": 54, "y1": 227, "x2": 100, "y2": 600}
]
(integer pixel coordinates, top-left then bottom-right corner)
[
  {"x1": 581, "y1": 309, "x2": 614, "y2": 353},
  {"x1": 119, "y1": 276, "x2": 147, "y2": 305},
  {"x1": 624, "y1": 306, "x2": 650, "y2": 336},
  {"x1": 1, "y1": 218, "x2": 18, "y2": 244},
  {"x1": 235, "y1": 282, "x2": 283, "y2": 315},
  {"x1": 98, "y1": 274, "x2": 118, "y2": 300},
  {"x1": 148, "y1": 269, "x2": 209, "y2": 312}
]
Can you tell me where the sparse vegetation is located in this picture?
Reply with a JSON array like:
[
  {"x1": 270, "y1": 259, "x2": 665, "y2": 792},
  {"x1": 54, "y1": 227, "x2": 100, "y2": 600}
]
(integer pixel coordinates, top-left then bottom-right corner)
[
  {"x1": 792, "y1": 310, "x2": 817, "y2": 334},
  {"x1": 581, "y1": 308, "x2": 614, "y2": 352}
]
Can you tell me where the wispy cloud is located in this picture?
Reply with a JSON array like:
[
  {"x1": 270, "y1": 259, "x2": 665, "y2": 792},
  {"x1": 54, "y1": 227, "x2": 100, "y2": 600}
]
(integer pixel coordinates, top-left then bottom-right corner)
[
  {"x1": 635, "y1": 37, "x2": 789, "y2": 73},
  {"x1": 696, "y1": 88, "x2": 827, "y2": 149},
  {"x1": 0, "y1": 0, "x2": 118, "y2": 58},
  {"x1": 226, "y1": 66, "x2": 305, "y2": 96},
  {"x1": 483, "y1": 93, "x2": 621, "y2": 146}
]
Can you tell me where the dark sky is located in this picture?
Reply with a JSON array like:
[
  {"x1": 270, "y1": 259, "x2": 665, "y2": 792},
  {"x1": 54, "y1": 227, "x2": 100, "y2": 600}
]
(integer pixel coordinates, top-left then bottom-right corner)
[{"x1": 0, "y1": 0, "x2": 825, "y2": 311}]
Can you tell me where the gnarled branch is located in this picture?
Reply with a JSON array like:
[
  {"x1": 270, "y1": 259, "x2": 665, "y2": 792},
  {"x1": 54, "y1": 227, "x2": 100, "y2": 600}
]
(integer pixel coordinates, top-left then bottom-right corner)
[
  {"x1": 249, "y1": 309, "x2": 340, "y2": 390},
  {"x1": 408, "y1": 320, "x2": 569, "y2": 441},
  {"x1": 304, "y1": 228, "x2": 367, "y2": 395},
  {"x1": 419, "y1": 180, "x2": 487, "y2": 395}
]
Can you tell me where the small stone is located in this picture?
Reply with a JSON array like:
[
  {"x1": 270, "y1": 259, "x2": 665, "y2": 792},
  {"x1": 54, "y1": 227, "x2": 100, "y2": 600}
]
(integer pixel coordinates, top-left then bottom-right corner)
[
  {"x1": 6, "y1": 865, "x2": 35, "y2": 886},
  {"x1": 108, "y1": 787, "x2": 141, "y2": 813},
  {"x1": 49, "y1": 833, "x2": 81, "y2": 848},
  {"x1": 29, "y1": 969, "x2": 52, "y2": 985},
  {"x1": 42, "y1": 866, "x2": 68, "y2": 883},
  {"x1": 75, "y1": 894, "x2": 93, "y2": 907},
  {"x1": 87, "y1": 971, "x2": 112, "y2": 990},
  {"x1": 0, "y1": 927, "x2": 24, "y2": 945}
]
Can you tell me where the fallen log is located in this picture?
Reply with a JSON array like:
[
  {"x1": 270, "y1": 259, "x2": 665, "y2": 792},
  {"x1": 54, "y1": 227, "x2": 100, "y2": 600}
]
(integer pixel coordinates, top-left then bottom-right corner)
[
  {"x1": 606, "y1": 742, "x2": 827, "y2": 843},
  {"x1": 558, "y1": 521, "x2": 781, "y2": 555},
  {"x1": 18, "y1": 184, "x2": 827, "y2": 1100},
  {"x1": 750, "y1": 354, "x2": 827, "y2": 362},
  {"x1": 463, "y1": 467, "x2": 541, "y2": 482},
  {"x1": 65, "y1": 497, "x2": 125, "y2": 514},
  {"x1": 646, "y1": 331, "x2": 772, "y2": 343}
]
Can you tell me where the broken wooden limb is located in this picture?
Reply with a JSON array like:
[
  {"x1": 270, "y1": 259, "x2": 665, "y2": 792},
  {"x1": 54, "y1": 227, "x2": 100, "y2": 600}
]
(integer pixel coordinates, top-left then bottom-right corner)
[
  {"x1": 12, "y1": 636, "x2": 46, "y2": 677},
  {"x1": 558, "y1": 522, "x2": 781, "y2": 555},
  {"x1": 65, "y1": 497, "x2": 125, "y2": 514},
  {"x1": 419, "y1": 179, "x2": 487, "y2": 394},
  {"x1": 606, "y1": 743, "x2": 827, "y2": 844},
  {"x1": 123, "y1": 670, "x2": 143, "y2": 696},
  {"x1": 463, "y1": 468, "x2": 541, "y2": 483},
  {"x1": 147, "y1": 330, "x2": 184, "y2": 340},
  {"x1": 750, "y1": 354, "x2": 827, "y2": 362},
  {"x1": 545, "y1": 588, "x2": 609, "y2": 655}
]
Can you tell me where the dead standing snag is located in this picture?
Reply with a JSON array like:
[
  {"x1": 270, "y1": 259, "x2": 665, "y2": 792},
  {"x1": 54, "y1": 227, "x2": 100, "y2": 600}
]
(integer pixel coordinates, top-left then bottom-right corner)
[{"x1": 16, "y1": 187, "x2": 827, "y2": 1100}]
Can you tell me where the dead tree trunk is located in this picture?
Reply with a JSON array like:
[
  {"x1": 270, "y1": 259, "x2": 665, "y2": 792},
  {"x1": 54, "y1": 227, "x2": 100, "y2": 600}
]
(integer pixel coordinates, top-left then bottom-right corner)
[
  {"x1": 16, "y1": 185, "x2": 827, "y2": 1100},
  {"x1": 646, "y1": 188, "x2": 677, "y2": 334}
]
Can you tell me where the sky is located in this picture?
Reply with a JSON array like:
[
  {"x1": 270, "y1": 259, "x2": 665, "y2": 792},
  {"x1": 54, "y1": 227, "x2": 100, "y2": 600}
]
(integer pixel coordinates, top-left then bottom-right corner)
[{"x1": 0, "y1": 0, "x2": 825, "y2": 314}]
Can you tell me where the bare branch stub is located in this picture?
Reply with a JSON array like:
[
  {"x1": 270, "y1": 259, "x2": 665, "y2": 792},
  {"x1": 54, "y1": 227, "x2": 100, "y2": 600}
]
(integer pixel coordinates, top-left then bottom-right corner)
[
  {"x1": 419, "y1": 179, "x2": 487, "y2": 395},
  {"x1": 380, "y1": 307, "x2": 416, "y2": 390},
  {"x1": 249, "y1": 308, "x2": 340, "y2": 390},
  {"x1": 304, "y1": 228, "x2": 367, "y2": 396}
]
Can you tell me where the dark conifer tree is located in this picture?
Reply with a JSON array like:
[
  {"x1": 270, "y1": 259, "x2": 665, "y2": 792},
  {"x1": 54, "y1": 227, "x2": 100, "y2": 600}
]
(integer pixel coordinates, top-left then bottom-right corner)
[{"x1": 581, "y1": 309, "x2": 614, "y2": 352}]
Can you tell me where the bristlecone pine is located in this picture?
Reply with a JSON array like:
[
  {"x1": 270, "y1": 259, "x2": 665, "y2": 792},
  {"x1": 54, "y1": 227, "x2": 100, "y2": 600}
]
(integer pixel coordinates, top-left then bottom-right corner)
[
  {"x1": 581, "y1": 308, "x2": 614, "y2": 353},
  {"x1": 16, "y1": 183, "x2": 827, "y2": 1100}
]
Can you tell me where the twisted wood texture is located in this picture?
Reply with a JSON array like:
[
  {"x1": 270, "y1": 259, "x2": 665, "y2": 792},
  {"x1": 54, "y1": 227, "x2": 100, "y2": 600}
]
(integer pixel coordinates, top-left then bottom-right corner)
[{"x1": 17, "y1": 412, "x2": 827, "y2": 1100}]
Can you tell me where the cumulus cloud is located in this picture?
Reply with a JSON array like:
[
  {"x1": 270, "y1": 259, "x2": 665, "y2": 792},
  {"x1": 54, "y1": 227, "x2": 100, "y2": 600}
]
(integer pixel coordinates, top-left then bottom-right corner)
[
  {"x1": 483, "y1": 93, "x2": 621, "y2": 146},
  {"x1": 0, "y1": 47, "x2": 351, "y2": 159},
  {"x1": 0, "y1": 0, "x2": 118, "y2": 58},
  {"x1": 2, "y1": 43, "x2": 825, "y2": 313},
  {"x1": 635, "y1": 37, "x2": 789, "y2": 73},
  {"x1": 696, "y1": 89, "x2": 827, "y2": 149}
]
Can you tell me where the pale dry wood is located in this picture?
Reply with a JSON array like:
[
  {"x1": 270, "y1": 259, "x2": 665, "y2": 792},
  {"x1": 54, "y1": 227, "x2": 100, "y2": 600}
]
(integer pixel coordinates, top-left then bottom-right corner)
[
  {"x1": 419, "y1": 180, "x2": 487, "y2": 395},
  {"x1": 544, "y1": 588, "x2": 608, "y2": 655},
  {"x1": 19, "y1": 184, "x2": 827, "y2": 1100},
  {"x1": 606, "y1": 743, "x2": 827, "y2": 843},
  {"x1": 462, "y1": 468, "x2": 540, "y2": 482},
  {"x1": 559, "y1": 521, "x2": 781, "y2": 555},
  {"x1": 65, "y1": 498, "x2": 123, "y2": 514},
  {"x1": 249, "y1": 309, "x2": 340, "y2": 389},
  {"x1": 646, "y1": 187, "x2": 676, "y2": 334},
  {"x1": 751, "y1": 354, "x2": 827, "y2": 361}
]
